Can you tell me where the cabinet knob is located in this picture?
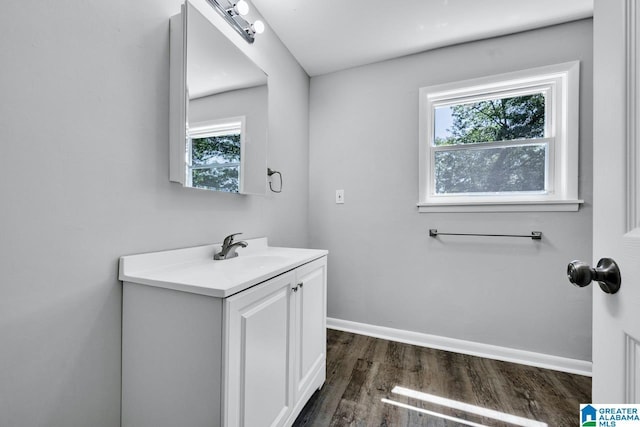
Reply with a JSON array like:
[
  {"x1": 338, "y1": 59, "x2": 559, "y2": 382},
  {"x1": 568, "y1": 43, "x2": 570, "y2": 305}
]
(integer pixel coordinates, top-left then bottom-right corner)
[
  {"x1": 297, "y1": 282, "x2": 303, "y2": 288},
  {"x1": 292, "y1": 286, "x2": 298, "y2": 292}
]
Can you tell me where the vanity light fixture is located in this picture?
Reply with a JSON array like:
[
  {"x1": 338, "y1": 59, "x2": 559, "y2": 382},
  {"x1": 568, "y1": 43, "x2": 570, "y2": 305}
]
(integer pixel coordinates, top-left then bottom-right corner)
[
  {"x1": 206, "y1": 0, "x2": 265, "y2": 44},
  {"x1": 231, "y1": 0, "x2": 249, "y2": 16}
]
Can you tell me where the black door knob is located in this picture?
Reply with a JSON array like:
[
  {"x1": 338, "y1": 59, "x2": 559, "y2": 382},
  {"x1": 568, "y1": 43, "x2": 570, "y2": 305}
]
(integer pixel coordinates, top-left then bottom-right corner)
[{"x1": 567, "y1": 258, "x2": 621, "y2": 294}]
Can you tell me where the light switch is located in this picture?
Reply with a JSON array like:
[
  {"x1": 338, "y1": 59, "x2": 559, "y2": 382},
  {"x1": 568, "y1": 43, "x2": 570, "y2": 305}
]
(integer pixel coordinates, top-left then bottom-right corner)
[{"x1": 335, "y1": 189, "x2": 344, "y2": 204}]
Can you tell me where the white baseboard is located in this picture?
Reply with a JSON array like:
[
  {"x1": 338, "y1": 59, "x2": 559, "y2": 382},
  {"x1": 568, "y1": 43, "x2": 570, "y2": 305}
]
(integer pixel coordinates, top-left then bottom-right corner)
[{"x1": 327, "y1": 317, "x2": 592, "y2": 377}]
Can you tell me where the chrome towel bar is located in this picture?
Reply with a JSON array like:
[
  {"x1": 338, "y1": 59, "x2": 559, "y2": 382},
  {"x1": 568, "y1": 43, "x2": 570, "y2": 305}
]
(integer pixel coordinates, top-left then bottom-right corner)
[{"x1": 429, "y1": 229, "x2": 542, "y2": 240}]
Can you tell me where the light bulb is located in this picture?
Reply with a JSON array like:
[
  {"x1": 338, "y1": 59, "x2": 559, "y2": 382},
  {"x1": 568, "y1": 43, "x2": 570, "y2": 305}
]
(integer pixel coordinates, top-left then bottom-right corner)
[
  {"x1": 234, "y1": 0, "x2": 249, "y2": 16},
  {"x1": 252, "y1": 20, "x2": 265, "y2": 34}
]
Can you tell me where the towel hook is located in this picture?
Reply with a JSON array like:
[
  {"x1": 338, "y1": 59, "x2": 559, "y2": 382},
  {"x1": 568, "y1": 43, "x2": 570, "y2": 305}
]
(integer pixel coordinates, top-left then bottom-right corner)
[{"x1": 267, "y1": 168, "x2": 282, "y2": 193}]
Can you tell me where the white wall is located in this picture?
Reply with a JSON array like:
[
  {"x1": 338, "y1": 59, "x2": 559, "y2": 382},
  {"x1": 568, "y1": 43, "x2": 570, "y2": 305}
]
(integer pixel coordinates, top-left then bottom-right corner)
[
  {"x1": 309, "y1": 20, "x2": 593, "y2": 361},
  {"x1": 0, "y1": 1, "x2": 309, "y2": 426}
]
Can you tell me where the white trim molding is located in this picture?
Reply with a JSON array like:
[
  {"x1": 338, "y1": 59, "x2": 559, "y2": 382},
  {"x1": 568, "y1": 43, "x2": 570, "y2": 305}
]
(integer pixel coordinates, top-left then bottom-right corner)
[
  {"x1": 626, "y1": 333, "x2": 640, "y2": 403},
  {"x1": 417, "y1": 199, "x2": 583, "y2": 213},
  {"x1": 626, "y1": 0, "x2": 640, "y2": 232},
  {"x1": 327, "y1": 317, "x2": 592, "y2": 377}
]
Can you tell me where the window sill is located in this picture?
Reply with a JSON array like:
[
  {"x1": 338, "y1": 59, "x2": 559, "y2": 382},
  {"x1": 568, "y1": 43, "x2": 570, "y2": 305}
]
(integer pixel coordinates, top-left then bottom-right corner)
[{"x1": 417, "y1": 199, "x2": 584, "y2": 213}]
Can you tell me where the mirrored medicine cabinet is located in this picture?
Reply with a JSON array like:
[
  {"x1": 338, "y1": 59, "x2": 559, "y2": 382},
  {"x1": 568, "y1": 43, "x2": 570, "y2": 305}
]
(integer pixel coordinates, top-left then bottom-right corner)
[{"x1": 170, "y1": 1, "x2": 268, "y2": 195}]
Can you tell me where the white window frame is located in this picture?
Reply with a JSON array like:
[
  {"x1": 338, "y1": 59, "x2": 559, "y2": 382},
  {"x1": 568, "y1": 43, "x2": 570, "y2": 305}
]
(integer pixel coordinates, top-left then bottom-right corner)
[
  {"x1": 418, "y1": 61, "x2": 582, "y2": 213},
  {"x1": 186, "y1": 116, "x2": 246, "y2": 191}
]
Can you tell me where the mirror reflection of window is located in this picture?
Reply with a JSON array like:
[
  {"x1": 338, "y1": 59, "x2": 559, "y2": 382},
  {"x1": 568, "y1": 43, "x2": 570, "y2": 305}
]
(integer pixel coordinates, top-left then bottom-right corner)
[{"x1": 186, "y1": 118, "x2": 245, "y2": 192}]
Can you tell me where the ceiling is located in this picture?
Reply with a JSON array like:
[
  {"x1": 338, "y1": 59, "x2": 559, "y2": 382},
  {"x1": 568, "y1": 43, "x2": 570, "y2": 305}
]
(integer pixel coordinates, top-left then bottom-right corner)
[{"x1": 251, "y1": 0, "x2": 593, "y2": 77}]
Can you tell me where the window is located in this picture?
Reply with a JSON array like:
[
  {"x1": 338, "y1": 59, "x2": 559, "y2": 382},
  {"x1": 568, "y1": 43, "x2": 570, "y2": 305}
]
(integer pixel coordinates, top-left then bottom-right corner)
[
  {"x1": 418, "y1": 62, "x2": 582, "y2": 212},
  {"x1": 186, "y1": 117, "x2": 245, "y2": 193}
]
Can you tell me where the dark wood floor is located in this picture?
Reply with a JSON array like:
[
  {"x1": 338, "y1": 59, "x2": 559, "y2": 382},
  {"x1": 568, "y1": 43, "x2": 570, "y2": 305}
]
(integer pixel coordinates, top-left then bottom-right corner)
[{"x1": 294, "y1": 329, "x2": 591, "y2": 427}]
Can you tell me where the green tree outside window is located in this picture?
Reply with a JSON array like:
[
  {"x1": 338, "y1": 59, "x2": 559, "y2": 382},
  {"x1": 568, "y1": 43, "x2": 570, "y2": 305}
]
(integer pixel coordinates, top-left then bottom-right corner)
[{"x1": 433, "y1": 94, "x2": 546, "y2": 194}]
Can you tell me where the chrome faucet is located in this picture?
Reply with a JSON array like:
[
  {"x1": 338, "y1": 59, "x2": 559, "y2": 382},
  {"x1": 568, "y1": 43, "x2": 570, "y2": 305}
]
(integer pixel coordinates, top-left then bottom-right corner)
[{"x1": 214, "y1": 233, "x2": 248, "y2": 260}]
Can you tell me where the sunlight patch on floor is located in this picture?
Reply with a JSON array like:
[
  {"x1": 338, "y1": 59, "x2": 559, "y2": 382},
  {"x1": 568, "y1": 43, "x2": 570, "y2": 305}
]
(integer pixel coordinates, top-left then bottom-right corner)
[
  {"x1": 381, "y1": 386, "x2": 548, "y2": 427},
  {"x1": 381, "y1": 398, "x2": 491, "y2": 427}
]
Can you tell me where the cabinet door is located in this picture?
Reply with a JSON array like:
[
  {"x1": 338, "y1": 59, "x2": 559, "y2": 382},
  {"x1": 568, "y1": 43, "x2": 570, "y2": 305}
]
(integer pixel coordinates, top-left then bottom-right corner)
[
  {"x1": 293, "y1": 258, "x2": 327, "y2": 402},
  {"x1": 224, "y1": 271, "x2": 296, "y2": 427}
]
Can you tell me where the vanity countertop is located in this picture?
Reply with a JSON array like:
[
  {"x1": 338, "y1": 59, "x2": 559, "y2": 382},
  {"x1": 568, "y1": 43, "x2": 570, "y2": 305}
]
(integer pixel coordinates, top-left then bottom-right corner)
[{"x1": 119, "y1": 238, "x2": 328, "y2": 298}]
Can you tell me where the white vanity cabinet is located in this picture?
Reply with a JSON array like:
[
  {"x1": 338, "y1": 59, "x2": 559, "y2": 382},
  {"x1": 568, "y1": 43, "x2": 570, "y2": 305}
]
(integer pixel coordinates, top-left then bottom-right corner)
[
  {"x1": 224, "y1": 257, "x2": 327, "y2": 427},
  {"x1": 224, "y1": 271, "x2": 296, "y2": 427},
  {"x1": 290, "y1": 260, "x2": 327, "y2": 406},
  {"x1": 223, "y1": 258, "x2": 327, "y2": 427},
  {"x1": 119, "y1": 239, "x2": 327, "y2": 427}
]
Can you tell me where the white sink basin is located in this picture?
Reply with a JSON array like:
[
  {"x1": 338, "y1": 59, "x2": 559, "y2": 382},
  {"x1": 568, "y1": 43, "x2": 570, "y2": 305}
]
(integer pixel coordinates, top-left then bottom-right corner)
[
  {"x1": 119, "y1": 238, "x2": 327, "y2": 298},
  {"x1": 216, "y1": 254, "x2": 289, "y2": 268}
]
